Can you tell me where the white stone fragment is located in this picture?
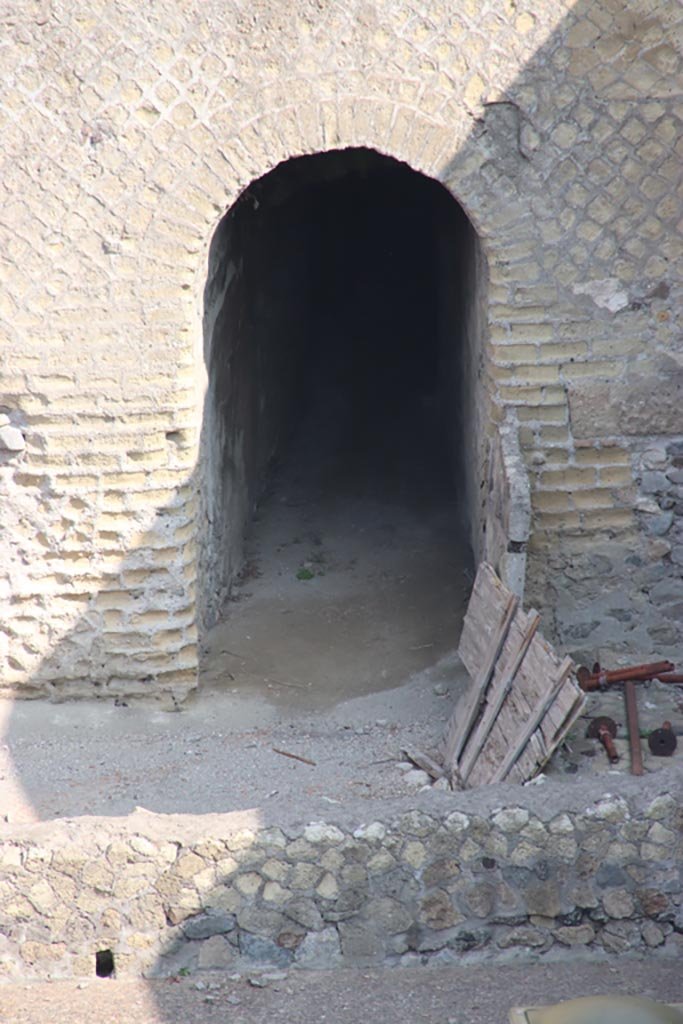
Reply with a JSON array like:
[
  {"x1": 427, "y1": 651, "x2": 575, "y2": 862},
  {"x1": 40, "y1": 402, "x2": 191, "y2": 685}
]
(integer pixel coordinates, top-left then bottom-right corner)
[
  {"x1": 491, "y1": 807, "x2": 529, "y2": 832},
  {"x1": 572, "y1": 277, "x2": 629, "y2": 312},
  {"x1": 0, "y1": 425, "x2": 25, "y2": 451},
  {"x1": 353, "y1": 821, "x2": 386, "y2": 842},
  {"x1": 303, "y1": 822, "x2": 344, "y2": 844}
]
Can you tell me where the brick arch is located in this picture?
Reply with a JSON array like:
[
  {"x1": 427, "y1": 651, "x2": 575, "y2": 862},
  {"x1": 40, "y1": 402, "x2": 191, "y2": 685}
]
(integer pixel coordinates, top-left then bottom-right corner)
[
  {"x1": 183, "y1": 93, "x2": 535, "y2": 285},
  {"x1": 193, "y1": 108, "x2": 503, "y2": 632}
]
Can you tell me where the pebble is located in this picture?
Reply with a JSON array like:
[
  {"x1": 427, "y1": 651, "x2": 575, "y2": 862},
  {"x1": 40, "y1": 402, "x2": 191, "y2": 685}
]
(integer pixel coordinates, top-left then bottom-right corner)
[{"x1": 433, "y1": 683, "x2": 448, "y2": 696}]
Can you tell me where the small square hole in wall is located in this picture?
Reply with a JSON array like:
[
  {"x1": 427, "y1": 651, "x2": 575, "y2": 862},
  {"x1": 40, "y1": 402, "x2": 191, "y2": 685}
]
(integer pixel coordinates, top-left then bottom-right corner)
[{"x1": 95, "y1": 949, "x2": 115, "y2": 977}]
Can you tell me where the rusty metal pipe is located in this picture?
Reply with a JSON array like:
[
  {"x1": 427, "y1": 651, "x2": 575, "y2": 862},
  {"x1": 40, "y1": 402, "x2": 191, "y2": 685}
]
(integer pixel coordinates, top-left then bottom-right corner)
[
  {"x1": 597, "y1": 724, "x2": 620, "y2": 764},
  {"x1": 624, "y1": 679, "x2": 643, "y2": 776},
  {"x1": 656, "y1": 672, "x2": 683, "y2": 684},
  {"x1": 578, "y1": 660, "x2": 675, "y2": 691}
]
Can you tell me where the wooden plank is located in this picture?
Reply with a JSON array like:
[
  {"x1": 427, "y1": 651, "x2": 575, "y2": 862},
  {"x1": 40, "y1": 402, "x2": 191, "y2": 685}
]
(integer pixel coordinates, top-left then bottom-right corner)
[
  {"x1": 506, "y1": 688, "x2": 585, "y2": 783},
  {"x1": 402, "y1": 748, "x2": 446, "y2": 781},
  {"x1": 457, "y1": 563, "x2": 511, "y2": 679},
  {"x1": 459, "y1": 610, "x2": 541, "y2": 784},
  {"x1": 442, "y1": 590, "x2": 518, "y2": 771},
  {"x1": 476, "y1": 674, "x2": 585, "y2": 786},
  {"x1": 467, "y1": 631, "x2": 562, "y2": 778},
  {"x1": 490, "y1": 656, "x2": 575, "y2": 783}
]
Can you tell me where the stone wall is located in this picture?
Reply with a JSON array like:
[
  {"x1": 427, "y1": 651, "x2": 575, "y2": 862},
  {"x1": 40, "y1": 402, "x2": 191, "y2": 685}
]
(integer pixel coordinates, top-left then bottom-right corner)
[
  {"x1": 1, "y1": 0, "x2": 682, "y2": 697},
  {"x1": 1, "y1": 780, "x2": 681, "y2": 979}
]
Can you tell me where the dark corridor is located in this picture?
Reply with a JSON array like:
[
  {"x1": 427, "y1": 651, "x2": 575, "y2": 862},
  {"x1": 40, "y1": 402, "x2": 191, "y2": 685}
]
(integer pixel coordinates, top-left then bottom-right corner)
[{"x1": 200, "y1": 148, "x2": 483, "y2": 704}]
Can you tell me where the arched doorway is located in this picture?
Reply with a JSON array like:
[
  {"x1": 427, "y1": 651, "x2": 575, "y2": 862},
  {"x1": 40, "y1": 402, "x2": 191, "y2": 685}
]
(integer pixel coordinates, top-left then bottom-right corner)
[{"x1": 199, "y1": 147, "x2": 486, "y2": 706}]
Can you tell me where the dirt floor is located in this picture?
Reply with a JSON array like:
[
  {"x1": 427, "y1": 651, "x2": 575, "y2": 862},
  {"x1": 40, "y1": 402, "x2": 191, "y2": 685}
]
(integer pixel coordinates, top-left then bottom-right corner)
[
  {"x1": 4, "y1": 656, "x2": 683, "y2": 826},
  {"x1": 0, "y1": 653, "x2": 470, "y2": 823},
  {"x1": 1, "y1": 959, "x2": 682, "y2": 1024},
  {"x1": 201, "y1": 350, "x2": 473, "y2": 711}
]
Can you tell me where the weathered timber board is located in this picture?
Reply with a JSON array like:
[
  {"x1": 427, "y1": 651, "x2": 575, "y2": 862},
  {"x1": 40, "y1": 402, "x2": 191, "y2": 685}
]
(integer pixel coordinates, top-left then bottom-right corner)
[
  {"x1": 454, "y1": 561, "x2": 585, "y2": 787},
  {"x1": 458, "y1": 562, "x2": 510, "y2": 680},
  {"x1": 459, "y1": 608, "x2": 539, "y2": 783},
  {"x1": 442, "y1": 592, "x2": 517, "y2": 770},
  {"x1": 468, "y1": 641, "x2": 584, "y2": 786}
]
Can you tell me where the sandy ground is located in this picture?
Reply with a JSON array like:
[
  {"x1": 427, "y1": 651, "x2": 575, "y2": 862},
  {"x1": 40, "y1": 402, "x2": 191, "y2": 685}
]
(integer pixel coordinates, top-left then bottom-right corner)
[
  {"x1": 0, "y1": 655, "x2": 468, "y2": 824},
  {"x1": 4, "y1": 659, "x2": 683, "y2": 826},
  {"x1": 1, "y1": 959, "x2": 682, "y2": 1024}
]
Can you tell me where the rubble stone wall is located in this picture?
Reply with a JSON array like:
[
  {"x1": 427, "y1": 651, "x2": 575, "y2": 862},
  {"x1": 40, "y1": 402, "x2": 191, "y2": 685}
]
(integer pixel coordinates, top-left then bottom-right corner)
[
  {"x1": 1, "y1": 0, "x2": 682, "y2": 697},
  {"x1": 0, "y1": 787, "x2": 681, "y2": 979}
]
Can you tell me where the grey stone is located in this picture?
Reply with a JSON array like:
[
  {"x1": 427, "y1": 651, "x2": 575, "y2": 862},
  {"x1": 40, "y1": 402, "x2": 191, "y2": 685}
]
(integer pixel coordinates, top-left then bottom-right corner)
[
  {"x1": 667, "y1": 469, "x2": 683, "y2": 485},
  {"x1": 522, "y1": 882, "x2": 562, "y2": 918},
  {"x1": 600, "y1": 920, "x2": 639, "y2": 953},
  {"x1": 239, "y1": 933, "x2": 293, "y2": 966},
  {"x1": 641, "y1": 446, "x2": 669, "y2": 470},
  {"x1": 641, "y1": 921, "x2": 665, "y2": 948},
  {"x1": 182, "y1": 911, "x2": 236, "y2": 940},
  {"x1": 419, "y1": 890, "x2": 462, "y2": 930},
  {"x1": 423, "y1": 859, "x2": 461, "y2": 887},
  {"x1": 283, "y1": 898, "x2": 323, "y2": 931},
  {"x1": 596, "y1": 864, "x2": 627, "y2": 889},
  {"x1": 198, "y1": 935, "x2": 234, "y2": 969},
  {"x1": 640, "y1": 471, "x2": 670, "y2": 493},
  {"x1": 497, "y1": 926, "x2": 547, "y2": 949},
  {"x1": 365, "y1": 898, "x2": 413, "y2": 935},
  {"x1": 648, "y1": 624, "x2": 679, "y2": 645},
  {"x1": 462, "y1": 882, "x2": 496, "y2": 918},
  {"x1": 450, "y1": 928, "x2": 491, "y2": 952},
  {"x1": 602, "y1": 889, "x2": 635, "y2": 920},
  {"x1": 672, "y1": 546, "x2": 683, "y2": 566},
  {"x1": 553, "y1": 924, "x2": 595, "y2": 946},
  {"x1": 303, "y1": 823, "x2": 344, "y2": 845},
  {"x1": 645, "y1": 512, "x2": 674, "y2": 536},
  {"x1": 294, "y1": 927, "x2": 342, "y2": 967},
  {"x1": 338, "y1": 921, "x2": 385, "y2": 963},
  {"x1": 491, "y1": 806, "x2": 528, "y2": 831},
  {"x1": 275, "y1": 926, "x2": 306, "y2": 951},
  {"x1": 236, "y1": 906, "x2": 285, "y2": 936},
  {"x1": 649, "y1": 578, "x2": 683, "y2": 603},
  {"x1": 398, "y1": 811, "x2": 436, "y2": 838},
  {"x1": 0, "y1": 425, "x2": 25, "y2": 451},
  {"x1": 413, "y1": 927, "x2": 454, "y2": 953},
  {"x1": 403, "y1": 769, "x2": 431, "y2": 790},
  {"x1": 320, "y1": 889, "x2": 366, "y2": 922}
]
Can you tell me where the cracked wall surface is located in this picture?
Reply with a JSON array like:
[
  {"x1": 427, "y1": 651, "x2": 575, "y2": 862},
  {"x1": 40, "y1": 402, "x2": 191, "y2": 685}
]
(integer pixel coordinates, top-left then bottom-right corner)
[{"x1": 0, "y1": 0, "x2": 682, "y2": 697}]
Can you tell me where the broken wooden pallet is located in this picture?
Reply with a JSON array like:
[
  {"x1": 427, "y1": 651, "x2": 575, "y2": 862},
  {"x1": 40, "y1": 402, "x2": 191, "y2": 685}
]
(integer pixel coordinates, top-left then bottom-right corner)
[{"x1": 441, "y1": 562, "x2": 585, "y2": 787}]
